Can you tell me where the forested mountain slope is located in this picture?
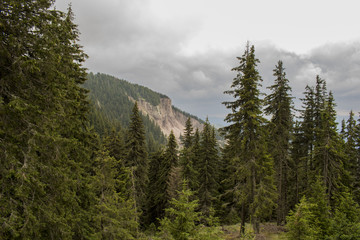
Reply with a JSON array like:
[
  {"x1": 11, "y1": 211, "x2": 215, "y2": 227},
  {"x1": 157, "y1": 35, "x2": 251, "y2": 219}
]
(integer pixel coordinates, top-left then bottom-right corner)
[{"x1": 84, "y1": 73, "x2": 204, "y2": 142}]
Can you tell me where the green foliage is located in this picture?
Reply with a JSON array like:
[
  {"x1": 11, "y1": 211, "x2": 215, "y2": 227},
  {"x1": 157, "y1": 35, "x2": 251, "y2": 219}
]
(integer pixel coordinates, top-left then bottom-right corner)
[
  {"x1": 158, "y1": 181, "x2": 223, "y2": 240},
  {"x1": 221, "y1": 43, "x2": 277, "y2": 233},
  {"x1": 84, "y1": 72, "x2": 167, "y2": 148},
  {"x1": 307, "y1": 177, "x2": 331, "y2": 238},
  {"x1": 92, "y1": 149, "x2": 137, "y2": 239},
  {"x1": 328, "y1": 192, "x2": 360, "y2": 239},
  {"x1": 264, "y1": 60, "x2": 294, "y2": 225},
  {"x1": 0, "y1": 1, "x2": 97, "y2": 238},
  {"x1": 145, "y1": 132, "x2": 179, "y2": 226},
  {"x1": 198, "y1": 119, "x2": 220, "y2": 217},
  {"x1": 125, "y1": 102, "x2": 149, "y2": 221},
  {"x1": 286, "y1": 196, "x2": 319, "y2": 240}
]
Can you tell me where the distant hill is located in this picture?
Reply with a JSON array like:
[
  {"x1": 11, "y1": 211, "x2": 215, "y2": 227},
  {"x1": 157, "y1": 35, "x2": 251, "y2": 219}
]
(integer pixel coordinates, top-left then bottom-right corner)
[{"x1": 84, "y1": 73, "x2": 204, "y2": 146}]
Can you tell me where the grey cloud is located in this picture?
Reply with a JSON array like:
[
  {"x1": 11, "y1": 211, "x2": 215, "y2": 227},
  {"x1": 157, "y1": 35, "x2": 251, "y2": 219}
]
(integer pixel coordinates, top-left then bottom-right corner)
[{"x1": 55, "y1": 0, "x2": 360, "y2": 124}]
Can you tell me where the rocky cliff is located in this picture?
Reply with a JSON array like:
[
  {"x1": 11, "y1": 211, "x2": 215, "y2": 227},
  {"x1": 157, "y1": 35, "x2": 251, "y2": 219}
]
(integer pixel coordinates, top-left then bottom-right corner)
[{"x1": 131, "y1": 97, "x2": 203, "y2": 139}]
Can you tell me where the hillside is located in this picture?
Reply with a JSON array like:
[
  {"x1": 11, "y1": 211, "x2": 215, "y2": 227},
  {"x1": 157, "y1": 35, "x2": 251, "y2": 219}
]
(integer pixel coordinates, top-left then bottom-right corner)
[{"x1": 84, "y1": 72, "x2": 204, "y2": 142}]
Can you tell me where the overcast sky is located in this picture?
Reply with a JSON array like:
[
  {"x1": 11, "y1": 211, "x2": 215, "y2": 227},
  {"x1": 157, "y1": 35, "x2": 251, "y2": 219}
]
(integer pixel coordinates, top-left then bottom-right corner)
[{"x1": 55, "y1": 0, "x2": 360, "y2": 126}]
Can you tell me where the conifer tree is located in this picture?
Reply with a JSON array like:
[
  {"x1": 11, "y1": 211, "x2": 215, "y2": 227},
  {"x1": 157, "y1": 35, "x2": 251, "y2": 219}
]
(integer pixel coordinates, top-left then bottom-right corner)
[
  {"x1": 298, "y1": 85, "x2": 316, "y2": 188},
  {"x1": 329, "y1": 191, "x2": 360, "y2": 239},
  {"x1": 1, "y1": 1, "x2": 97, "y2": 238},
  {"x1": 164, "y1": 131, "x2": 180, "y2": 204},
  {"x1": 182, "y1": 117, "x2": 194, "y2": 149},
  {"x1": 192, "y1": 128, "x2": 202, "y2": 181},
  {"x1": 222, "y1": 43, "x2": 277, "y2": 234},
  {"x1": 152, "y1": 131, "x2": 179, "y2": 222},
  {"x1": 289, "y1": 121, "x2": 307, "y2": 209},
  {"x1": 103, "y1": 128, "x2": 126, "y2": 162},
  {"x1": 198, "y1": 119, "x2": 220, "y2": 217},
  {"x1": 179, "y1": 118, "x2": 198, "y2": 191},
  {"x1": 92, "y1": 149, "x2": 137, "y2": 239},
  {"x1": 145, "y1": 149, "x2": 166, "y2": 226},
  {"x1": 344, "y1": 111, "x2": 358, "y2": 190},
  {"x1": 264, "y1": 60, "x2": 293, "y2": 225},
  {"x1": 313, "y1": 92, "x2": 345, "y2": 201},
  {"x1": 308, "y1": 177, "x2": 331, "y2": 238},
  {"x1": 125, "y1": 102, "x2": 148, "y2": 222},
  {"x1": 286, "y1": 196, "x2": 319, "y2": 240},
  {"x1": 158, "y1": 180, "x2": 223, "y2": 240}
]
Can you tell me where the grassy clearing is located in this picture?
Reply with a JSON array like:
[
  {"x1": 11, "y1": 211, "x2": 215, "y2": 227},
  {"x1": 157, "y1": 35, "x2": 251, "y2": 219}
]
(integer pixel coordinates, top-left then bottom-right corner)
[{"x1": 221, "y1": 222, "x2": 287, "y2": 240}]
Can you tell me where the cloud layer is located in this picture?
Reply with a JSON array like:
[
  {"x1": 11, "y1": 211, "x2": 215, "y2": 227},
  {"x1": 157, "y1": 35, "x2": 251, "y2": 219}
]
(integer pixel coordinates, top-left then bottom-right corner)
[{"x1": 56, "y1": 0, "x2": 360, "y2": 125}]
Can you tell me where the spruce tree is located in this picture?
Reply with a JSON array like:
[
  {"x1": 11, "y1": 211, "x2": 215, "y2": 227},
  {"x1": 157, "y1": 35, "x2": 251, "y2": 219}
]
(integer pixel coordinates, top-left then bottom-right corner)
[
  {"x1": 344, "y1": 111, "x2": 359, "y2": 191},
  {"x1": 152, "y1": 131, "x2": 179, "y2": 222},
  {"x1": 198, "y1": 119, "x2": 220, "y2": 218},
  {"x1": 329, "y1": 191, "x2": 360, "y2": 239},
  {"x1": 92, "y1": 149, "x2": 137, "y2": 239},
  {"x1": 125, "y1": 102, "x2": 148, "y2": 223},
  {"x1": 286, "y1": 196, "x2": 319, "y2": 240},
  {"x1": 1, "y1": 1, "x2": 97, "y2": 238},
  {"x1": 222, "y1": 43, "x2": 277, "y2": 234},
  {"x1": 179, "y1": 118, "x2": 198, "y2": 191},
  {"x1": 182, "y1": 117, "x2": 194, "y2": 149},
  {"x1": 145, "y1": 149, "x2": 166, "y2": 226},
  {"x1": 264, "y1": 60, "x2": 293, "y2": 225},
  {"x1": 164, "y1": 131, "x2": 180, "y2": 204},
  {"x1": 299, "y1": 85, "x2": 316, "y2": 188},
  {"x1": 313, "y1": 92, "x2": 345, "y2": 202}
]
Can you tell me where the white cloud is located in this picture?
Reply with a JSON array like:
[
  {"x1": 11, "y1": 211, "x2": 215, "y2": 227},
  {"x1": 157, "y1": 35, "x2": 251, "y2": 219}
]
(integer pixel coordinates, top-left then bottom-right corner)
[{"x1": 54, "y1": 0, "x2": 360, "y2": 124}]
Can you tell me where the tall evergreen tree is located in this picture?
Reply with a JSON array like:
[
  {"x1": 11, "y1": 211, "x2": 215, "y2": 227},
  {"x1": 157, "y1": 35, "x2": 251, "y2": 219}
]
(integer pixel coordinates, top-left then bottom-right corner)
[
  {"x1": 125, "y1": 102, "x2": 148, "y2": 223},
  {"x1": 292, "y1": 84, "x2": 317, "y2": 199},
  {"x1": 164, "y1": 131, "x2": 180, "y2": 204},
  {"x1": 103, "y1": 128, "x2": 126, "y2": 162},
  {"x1": 150, "y1": 131, "x2": 179, "y2": 223},
  {"x1": 182, "y1": 117, "x2": 194, "y2": 149},
  {"x1": 344, "y1": 111, "x2": 358, "y2": 191},
  {"x1": 1, "y1": 1, "x2": 97, "y2": 238},
  {"x1": 313, "y1": 92, "x2": 345, "y2": 202},
  {"x1": 222, "y1": 43, "x2": 277, "y2": 234},
  {"x1": 198, "y1": 119, "x2": 220, "y2": 217},
  {"x1": 264, "y1": 60, "x2": 293, "y2": 225},
  {"x1": 92, "y1": 149, "x2": 137, "y2": 239},
  {"x1": 179, "y1": 118, "x2": 198, "y2": 191},
  {"x1": 145, "y1": 149, "x2": 165, "y2": 226}
]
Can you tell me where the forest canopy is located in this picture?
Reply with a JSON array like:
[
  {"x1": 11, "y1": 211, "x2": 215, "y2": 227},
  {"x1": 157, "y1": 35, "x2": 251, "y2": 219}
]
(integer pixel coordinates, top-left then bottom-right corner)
[{"x1": 1, "y1": 1, "x2": 360, "y2": 239}]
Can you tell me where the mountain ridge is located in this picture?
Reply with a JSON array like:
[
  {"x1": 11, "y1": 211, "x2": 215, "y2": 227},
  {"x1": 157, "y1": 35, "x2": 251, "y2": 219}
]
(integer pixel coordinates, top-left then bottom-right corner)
[{"x1": 84, "y1": 72, "x2": 204, "y2": 142}]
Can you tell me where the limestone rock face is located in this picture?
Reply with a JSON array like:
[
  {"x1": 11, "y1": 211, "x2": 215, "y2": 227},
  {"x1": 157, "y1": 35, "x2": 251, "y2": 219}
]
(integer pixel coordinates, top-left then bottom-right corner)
[{"x1": 133, "y1": 97, "x2": 203, "y2": 139}]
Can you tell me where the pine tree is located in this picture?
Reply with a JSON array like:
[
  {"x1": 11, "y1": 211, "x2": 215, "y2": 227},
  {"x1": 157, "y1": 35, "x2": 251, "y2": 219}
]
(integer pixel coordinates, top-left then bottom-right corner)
[
  {"x1": 289, "y1": 121, "x2": 307, "y2": 209},
  {"x1": 298, "y1": 85, "x2": 316, "y2": 190},
  {"x1": 313, "y1": 92, "x2": 345, "y2": 202},
  {"x1": 103, "y1": 128, "x2": 126, "y2": 162},
  {"x1": 179, "y1": 118, "x2": 198, "y2": 191},
  {"x1": 344, "y1": 111, "x2": 358, "y2": 191},
  {"x1": 158, "y1": 180, "x2": 223, "y2": 240},
  {"x1": 164, "y1": 131, "x2": 180, "y2": 205},
  {"x1": 182, "y1": 117, "x2": 194, "y2": 149},
  {"x1": 125, "y1": 102, "x2": 148, "y2": 223},
  {"x1": 355, "y1": 115, "x2": 360, "y2": 204},
  {"x1": 286, "y1": 196, "x2": 319, "y2": 240},
  {"x1": 329, "y1": 191, "x2": 360, "y2": 239},
  {"x1": 1, "y1": 1, "x2": 97, "y2": 238},
  {"x1": 151, "y1": 131, "x2": 179, "y2": 223},
  {"x1": 222, "y1": 43, "x2": 277, "y2": 234},
  {"x1": 264, "y1": 60, "x2": 293, "y2": 225},
  {"x1": 198, "y1": 119, "x2": 220, "y2": 218},
  {"x1": 145, "y1": 149, "x2": 166, "y2": 226},
  {"x1": 92, "y1": 149, "x2": 137, "y2": 239},
  {"x1": 158, "y1": 181, "x2": 200, "y2": 240},
  {"x1": 310, "y1": 178, "x2": 332, "y2": 237}
]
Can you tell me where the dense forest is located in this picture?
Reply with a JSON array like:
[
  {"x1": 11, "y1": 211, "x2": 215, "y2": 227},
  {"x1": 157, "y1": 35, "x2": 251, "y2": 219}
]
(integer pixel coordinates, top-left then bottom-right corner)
[{"x1": 1, "y1": 1, "x2": 360, "y2": 239}]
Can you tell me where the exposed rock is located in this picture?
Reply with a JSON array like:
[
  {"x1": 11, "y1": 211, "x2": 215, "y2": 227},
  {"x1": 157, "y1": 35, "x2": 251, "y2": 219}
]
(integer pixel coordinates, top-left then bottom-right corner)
[{"x1": 130, "y1": 96, "x2": 203, "y2": 140}]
